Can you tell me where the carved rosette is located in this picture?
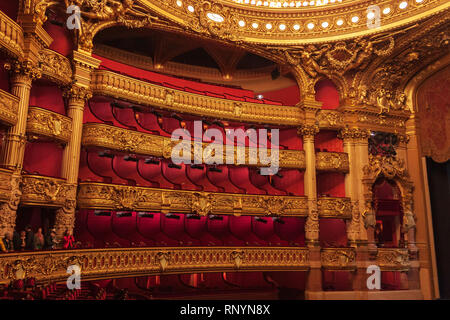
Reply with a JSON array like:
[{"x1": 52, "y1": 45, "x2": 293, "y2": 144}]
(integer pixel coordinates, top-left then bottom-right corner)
[
  {"x1": 27, "y1": 107, "x2": 72, "y2": 143},
  {"x1": 191, "y1": 192, "x2": 213, "y2": 216},
  {"x1": 317, "y1": 197, "x2": 352, "y2": 219},
  {"x1": 376, "y1": 248, "x2": 410, "y2": 271},
  {"x1": 315, "y1": 152, "x2": 349, "y2": 172},
  {"x1": 321, "y1": 248, "x2": 356, "y2": 270},
  {"x1": 4, "y1": 59, "x2": 42, "y2": 84},
  {"x1": 0, "y1": 173, "x2": 22, "y2": 237}
]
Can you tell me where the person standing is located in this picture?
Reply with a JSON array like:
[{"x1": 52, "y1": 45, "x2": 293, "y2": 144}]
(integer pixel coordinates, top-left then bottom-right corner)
[
  {"x1": 33, "y1": 228, "x2": 45, "y2": 250},
  {"x1": 25, "y1": 225, "x2": 34, "y2": 250}
]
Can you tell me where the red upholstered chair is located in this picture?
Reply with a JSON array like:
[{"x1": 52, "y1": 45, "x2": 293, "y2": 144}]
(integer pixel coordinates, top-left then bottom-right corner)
[
  {"x1": 111, "y1": 104, "x2": 139, "y2": 131},
  {"x1": 74, "y1": 209, "x2": 95, "y2": 248},
  {"x1": 186, "y1": 165, "x2": 222, "y2": 192},
  {"x1": 86, "y1": 151, "x2": 128, "y2": 185},
  {"x1": 134, "y1": 110, "x2": 169, "y2": 136},
  {"x1": 184, "y1": 216, "x2": 221, "y2": 246},
  {"x1": 206, "y1": 165, "x2": 245, "y2": 194},
  {"x1": 228, "y1": 167, "x2": 266, "y2": 195},
  {"x1": 248, "y1": 168, "x2": 286, "y2": 195},
  {"x1": 271, "y1": 169, "x2": 305, "y2": 196},
  {"x1": 111, "y1": 211, "x2": 151, "y2": 247},
  {"x1": 78, "y1": 150, "x2": 104, "y2": 182},
  {"x1": 137, "y1": 159, "x2": 175, "y2": 189},
  {"x1": 251, "y1": 216, "x2": 288, "y2": 246},
  {"x1": 87, "y1": 99, "x2": 123, "y2": 127},
  {"x1": 112, "y1": 156, "x2": 153, "y2": 187},
  {"x1": 160, "y1": 213, "x2": 200, "y2": 246},
  {"x1": 229, "y1": 216, "x2": 266, "y2": 246},
  {"x1": 161, "y1": 160, "x2": 200, "y2": 191},
  {"x1": 274, "y1": 217, "x2": 306, "y2": 246},
  {"x1": 207, "y1": 215, "x2": 243, "y2": 246},
  {"x1": 86, "y1": 210, "x2": 126, "y2": 247},
  {"x1": 137, "y1": 212, "x2": 178, "y2": 246}
]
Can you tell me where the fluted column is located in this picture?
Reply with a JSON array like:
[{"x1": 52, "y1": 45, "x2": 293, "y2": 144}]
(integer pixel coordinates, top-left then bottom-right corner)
[
  {"x1": 54, "y1": 50, "x2": 100, "y2": 239},
  {"x1": 0, "y1": 60, "x2": 41, "y2": 237}
]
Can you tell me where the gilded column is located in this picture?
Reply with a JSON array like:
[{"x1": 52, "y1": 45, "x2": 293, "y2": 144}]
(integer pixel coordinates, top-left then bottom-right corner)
[{"x1": 54, "y1": 51, "x2": 100, "y2": 239}]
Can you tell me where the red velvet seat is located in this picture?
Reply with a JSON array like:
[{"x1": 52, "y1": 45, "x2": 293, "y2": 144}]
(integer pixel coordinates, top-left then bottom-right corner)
[
  {"x1": 74, "y1": 210, "x2": 95, "y2": 248},
  {"x1": 134, "y1": 110, "x2": 169, "y2": 136},
  {"x1": 87, "y1": 99, "x2": 126, "y2": 128},
  {"x1": 206, "y1": 165, "x2": 244, "y2": 193},
  {"x1": 251, "y1": 216, "x2": 288, "y2": 246},
  {"x1": 184, "y1": 216, "x2": 221, "y2": 246},
  {"x1": 229, "y1": 216, "x2": 265, "y2": 246},
  {"x1": 228, "y1": 167, "x2": 266, "y2": 195},
  {"x1": 112, "y1": 156, "x2": 153, "y2": 187},
  {"x1": 271, "y1": 170, "x2": 305, "y2": 196},
  {"x1": 86, "y1": 151, "x2": 128, "y2": 185},
  {"x1": 185, "y1": 165, "x2": 222, "y2": 192},
  {"x1": 136, "y1": 212, "x2": 178, "y2": 246},
  {"x1": 274, "y1": 217, "x2": 305, "y2": 246},
  {"x1": 160, "y1": 213, "x2": 200, "y2": 246},
  {"x1": 248, "y1": 168, "x2": 286, "y2": 195},
  {"x1": 111, "y1": 105, "x2": 138, "y2": 130},
  {"x1": 161, "y1": 160, "x2": 200, "y2": 191},
  {"x1": 111, "y1": 211, "x2": 152, "y2": 247},
  {"x1": 207, "y1": 216, "x2": 243, "y2": 246},
  {"x1": 86, "y1": 210, "x2": 127, "y2": 247},
  {"x1": 137, "y1": 160, "x2": 175, "y2": 189}
]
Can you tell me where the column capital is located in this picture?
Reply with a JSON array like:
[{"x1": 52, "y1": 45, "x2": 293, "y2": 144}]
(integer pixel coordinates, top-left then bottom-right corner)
[
  {"x1": 397, "y1": 132, "x2": 410, "y2": 145},
  {"x1": 297, "y1": 124, "x2": 319, "y2": 139},
  {"x1": 338, "y1": 127, "x2": 370, "y2": 141},
  {"x1": 4, "y1": 59, "x2": 42, "y2": 84},
  {"x1": 63, "y1": 84, "x2": 93, "y2": 105}
]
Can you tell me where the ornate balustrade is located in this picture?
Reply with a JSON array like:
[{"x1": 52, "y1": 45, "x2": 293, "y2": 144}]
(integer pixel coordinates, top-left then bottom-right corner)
[
  {"x1": 27, "y1": 107, "x2": 72, "y2": 143},
  {"x1": 82, "y1": 123, "x2": 305, "y2": 169},
  {"x1": 376, "y1": 248, "x2": 410, "y2": 271},
  {"x1": 317, "y1": 197, "x2": 352, "y2": 219},
  {"x1": 0, "y1": 89, "x2": 19, "y2": 127},
  {"x1": 77, "y1": 182, "x2": 308, "y2": 216},
  {"x1": 0, "y1": 168, "x2": 13, "y2": 203},
  {"x1": 38, "y1": 49, "x2": 73, "y2": 85},
  {"x1": 0, "y1": 10, "x2": 23, "y2": 58},
  {"x1": 321, "y1": 248, "x2": 356, "y2": 270},
  {"x1": 315, "y1": 152, "x2": 349, "y2": 173},
  {"x1": 91, "y1": 70, "x2": 302, "y2": 125},
  {"x1": 20, "y1": 175, "x2": 75, "y2": 207},
  {"x1": 0, "y1": 247, "x2": 310, "y2": 285}
]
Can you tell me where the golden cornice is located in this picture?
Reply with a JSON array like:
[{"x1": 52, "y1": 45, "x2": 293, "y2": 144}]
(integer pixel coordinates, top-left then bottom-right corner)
[
  {"x1": 77, "y1": 182, "x2": 309, "y2": 216},
  {"x1": 81, "y1": 123, "x2": 306, "y2": 169},
  {"x1": 91, "y1": 69, "x2": 302, "y2": 125},
  {"x1": 318, "y1": 197, "x2": 352, "y2": 219},
  {"x1": 0, "y1": 168, "x2": 13, "y2": 203},
  {"x1": 321, "y1": 247, "x2": 356, "y2": 270},
  {"x1": 0, "y1": 89, "x2": 19, "y2": 127},
  {"x1": 376, "y1": 248, "x2": 410, "y2": 271},
  {"x1": 20, "y1": 175, "x2": 73, "y2": 208},
  {"x1": 0, "y1": 10, "x2": 24, "y2": 58},
  {"x1": 316, "y1": 152, "x2": 349, "y2": 172},
  {"x1": 38, "y1": 49, "x2": 73, "y2": 85},
  {"x1": 26, "y1": 107, "x2": 72, "y2": 143},
  {"x1": 0, "y1": 246, "x2": 310, "y2": 285},
  {"x1": 146, "y1": 0, "x2": 449, "y2": 44}
]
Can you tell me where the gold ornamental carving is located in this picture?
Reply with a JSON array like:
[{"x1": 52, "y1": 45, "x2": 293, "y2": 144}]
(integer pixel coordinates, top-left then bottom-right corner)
[
  {"x1": 4, "y1": 59, "x2": 42, "y2": 83},
  {"x1": 62, "y1": 84, "x2": 93, "y2": 103},
  {"x1": 0, "y1": 247, "x2": 310, "y2": 285},
  {"x1": 38, "y1": 48, "x2": 73, "y2": 85},
  {"x1": 316, "y1": 110, "x2": 344, "y2": 129},
  {"x1": 26, "y1": 107, "x2": 72, "y2": 143},
  {"x1": 20, "y1": 175, "x2": 71, "y2": 207},
  {"x1": 0, "y1": 89, "x2": 19, "y2": 127},
  {"x1": 376, "y1": 248, "x2": 410, "y2": 271},
  {"x1": 338, "y1": 127, "x2": 370, "y2": 141},
  {"x1": 363, "y1": 155, "x2": 409, "y2": 181},
  {"x1": 0, "y1": 172, "x2": 21, "y2": 237},
  {"x1": 77, "y1": 182, "x2": 308, "y2": 217},
  {"x1": 321, "y1": 248, "x2": 356, "y2": 270},
  {"x1": 297, "y1": 124, "x2": 319, "y2": 138},
  {"x1": 0, "y1": 10, "x2": 24, "y2": 58},
  {"x1": 317, "y1": 197, "x2": 352, "y2": 219},
  {"x1": 315, "y1": 152, "x2": 349, "y2": 173}
]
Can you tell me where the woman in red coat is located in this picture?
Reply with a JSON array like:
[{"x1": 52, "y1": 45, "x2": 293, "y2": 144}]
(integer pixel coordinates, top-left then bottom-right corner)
[{"x1": 63, "y1": 230, "x2": 75, "y2": 249}]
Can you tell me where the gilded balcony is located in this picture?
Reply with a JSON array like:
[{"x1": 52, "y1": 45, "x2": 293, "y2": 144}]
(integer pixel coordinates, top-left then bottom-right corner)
[
  {"x1": 0, "y1": 247, "x2": 310, "y2": 285},
  {"x1": 0, "y1": 89, "x2": 19, "y2": 127},
  {"x1": 0, "y1": 10, "x2": 23, "y2": 58},
  {"x1": 321, "y1": 248, "x2": 356, "y2": 270},
  {"x1": 77, "y1": 182, "x2": 308, "y2": 217},
  {"x1": 82, "y1": 123, "x2": 305, "y2": 169},
  {"x1": 38, "y1": 49, "x2": 73, "y2": 85},
  {"x1": 20, "y1": 175, "x2": 75, "y2": 207},
  {"x1": 315, "y1": 152, "x2": 349, "y2": 173},
  {"x1": 376, "y1": 248, "x2": 410, "y2": 271},
  {"x1": 0, "y1": 168, "x2": 13, "y2": 203},
  {"x1": 91, "y1": 70, "x2": 302, "y2": 125},
  {"x1": 26, "y1": 107, "x2": 72, "y2": 143},
  {"x1": 317, "y1": 197, "x2": 352, "y2": 219}
]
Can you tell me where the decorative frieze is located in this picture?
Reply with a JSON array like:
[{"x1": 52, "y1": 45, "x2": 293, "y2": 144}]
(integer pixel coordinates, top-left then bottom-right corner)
[
  {"x1": 0, "y1": 10, "x2": 24, "y2": 58},
  {"x1": 317, "y1": 197, "x2": 352, "y2": 219},
  {"x1": 315, "y1": 152, "x2": 349, "y2": 173},
  {"x1": 0, "y1": 246, "x2": 310, "y2": 285},
  {"x1": 77, "y1": 182, "x2": 309, "y2": 217},
  {"x1": 82, "y1": 123, "x2": 306, "y2": 169},
  {"x1": 0, "y1": 89, "x2": 19, "y2": 126},
  {"x1": 38, "y1": 48, "x2": 73, "y2": 85},
  {"x1": 0, "y1": 169, "x2": 13, "y2": 203},
  {"x1": 321, "y1": 248, "x2": 356, "y2": 270},
  {"x1": 376, "y1": 248, "x2": 410, "y2": 271},
  {"x1": 27, "y1": 107, "x2": 72, "y2": 143},
  {"x1": 20, "y1": 175, "x2": 72, "y2": 207}
]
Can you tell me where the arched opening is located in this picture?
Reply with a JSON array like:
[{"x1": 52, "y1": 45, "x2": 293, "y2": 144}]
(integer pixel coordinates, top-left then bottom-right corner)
[
  {"x1": 372, "y1": 178, "x2": 404, "y2": 248},
  {"x1": 314, "y1": 79, "x2": 340, "y2": 110}
]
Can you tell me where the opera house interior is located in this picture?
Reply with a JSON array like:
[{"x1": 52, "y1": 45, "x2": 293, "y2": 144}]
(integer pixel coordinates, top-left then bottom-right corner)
[{"x1": 0, "y1": 0, "x2": 448, "y2": 301}]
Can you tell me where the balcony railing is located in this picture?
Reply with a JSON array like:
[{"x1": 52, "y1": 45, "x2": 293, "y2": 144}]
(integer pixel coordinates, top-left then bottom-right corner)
[
  {"x1": 0, "y1": 168, "x2": 13, "y2": 203},
  {"x1": 376, "y1": 248, "x2": 410, "y2": 271},
  {"x1": 38, "y1": 49, "x2": 73, "y2": 85},
  {"x1": 317, "y1": 197, "x2": 352, "y2": 219},
  {"x1": 321, "y1": 248, "x2": 356, "y2": 270},
  {"x1": 77, "y1": 182, "x2": 308, "y2": 216},
  {"x1": 315, "y1": 152, "x2": 349, "y2": 173},
  {"x1": 27, "y1": 107, "x2": 72, "y2": 143},
  {"x1": 0, "y1": 247, "x2": 310, "y2": 285},
  {"x1": 0, "y1": 89, "x2": 19, "y2": 127},
  {"x1": 20, "y1": 175, "x2": 75, "y2": 207},
  {"x1": 82, "y1": 123, "x2": 306, "y2": 169},
  {"x1": 0, "y1": 10, "x2": 23, "y2": 58}
]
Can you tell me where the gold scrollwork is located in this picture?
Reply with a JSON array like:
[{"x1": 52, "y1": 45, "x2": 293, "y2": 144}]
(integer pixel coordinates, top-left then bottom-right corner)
[
  {"x1": 27, "y1": 107, "x2": 72, "y2": 143},
  {"x1": 321, "y1": 248, "x2": 356, "y2": 270},
  {"x1": 376, "y1": 248, "x2": 410, "y2": 271},
  {"x1": 315, "y1": 152, "x2": 349, "y2": 173},
  {"x1": 20, "y1": 175, "x2": 72, "y2": 207},
  {"x1": 317, "y1": 197, "x2": 352, "y2": 219},
  {"x1": 0, "y1": 89, "x2": 19, "y2": 127}
]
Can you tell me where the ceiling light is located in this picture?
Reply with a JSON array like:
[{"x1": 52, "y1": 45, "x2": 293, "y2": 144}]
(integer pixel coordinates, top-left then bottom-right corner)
[
  {"x1": 238, "y1": 20, "x2": 246, "y2": 27},
  {"x1": 367, "y1": 11, "x2": 375, "y2": 19},
  {"x1": 207, "y1": 12, "x2": 224, "y2": 23},
  {"x1": 176, "y1": 0, "x2": 182, "y2": 7},
  {"x1": 321, "y1": 21, "x2": 329, "y2": 28},
  {"x1": 307, "y1": 22, "x2": 314, "y2": 29},
  {"x1": 399, "y1": 1, "x2": 408, "y2": 9},
  {"x1": 279, "y1": 24, "x2": 286, "y2": 31},
  {"x1": 252, "y1": 22, "x2": 259, "y2": 29},
  {"x1": 351, "y1": 16, "x2": 359, "y2": 23},
  {"x1": 266, "y1": 23, "x2": 273, "y2": 29},
  {"x1": 415, "y1": 0, "x2": 423, "y2": 2},
  {"x1": 187, "y1": 5, "x2": 194, "y2": 12},
  {"x1": 336, "y1": 19, "x2": 344, "y2": 26},
  {"x1": 383, "y1": 7, "x2": 391, "y2": 14},
  {"x1": 293, "y1": 24, "x2": 300, "y2": 30}
]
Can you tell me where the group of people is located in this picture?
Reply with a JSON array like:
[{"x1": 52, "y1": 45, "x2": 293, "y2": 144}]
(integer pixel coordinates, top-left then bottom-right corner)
[{"x1": 0, "y1": 226, "x2": 75, "y2": 253}]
